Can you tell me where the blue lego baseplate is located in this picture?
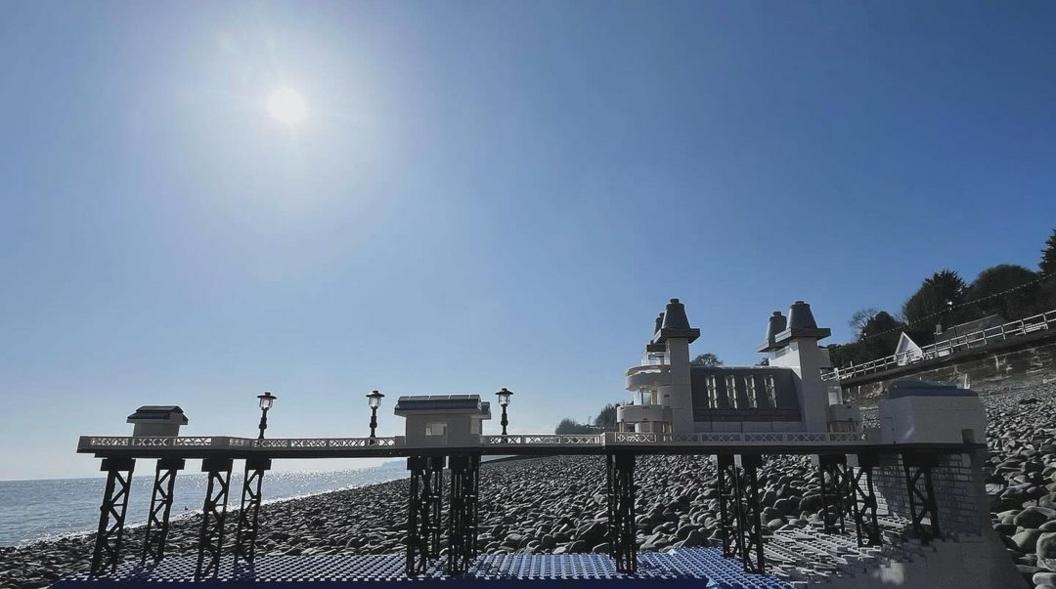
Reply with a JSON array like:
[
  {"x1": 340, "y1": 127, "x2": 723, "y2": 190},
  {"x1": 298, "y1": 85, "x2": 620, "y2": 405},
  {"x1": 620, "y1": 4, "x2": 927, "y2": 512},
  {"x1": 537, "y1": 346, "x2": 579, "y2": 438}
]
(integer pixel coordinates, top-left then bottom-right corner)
[{"x1": 52, "y1": 548, "x2": 790, "y2": 588}]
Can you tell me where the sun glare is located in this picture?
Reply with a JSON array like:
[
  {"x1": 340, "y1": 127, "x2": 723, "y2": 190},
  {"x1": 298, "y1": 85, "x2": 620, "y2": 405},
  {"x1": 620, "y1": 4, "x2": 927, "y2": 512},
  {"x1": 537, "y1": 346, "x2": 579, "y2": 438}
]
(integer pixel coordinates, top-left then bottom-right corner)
[{"x1": 267, "y1": 87, "x2": 308, "y2": 126}]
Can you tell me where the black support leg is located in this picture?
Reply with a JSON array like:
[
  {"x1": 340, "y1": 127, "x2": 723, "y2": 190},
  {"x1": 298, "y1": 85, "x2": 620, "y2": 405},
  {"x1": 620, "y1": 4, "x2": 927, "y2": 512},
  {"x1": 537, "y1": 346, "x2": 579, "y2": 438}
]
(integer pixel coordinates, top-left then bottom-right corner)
[
  {"x1": 428, "y1": 456, "x2": 445, "y2": 559},
  {"x1": 141, "y1": 458, "x2": 184, "y2": 563},
  {"x1": 903, "y1": 452, "x2": 941, "y2": 544},
  {"x1": 90, "y1": 458, "x2": 136, "y2": 576},
  {"x1": 406, "y1": 457, "x2": 433, "y2": 577},
  {"x1": 716, "y1": 454, "x2": 742, "y2": 559},
  {"x1": 816, "y1": 454, "x2": 851, "y2": 534},
  {"x1": 606, "y1": 453, "x2": 617, "y2": 550},
  {"x1": 195, "y1": 457, "x2": 233, "y2": 580},
  {"x1": 736, "y1": 455, "x2": 765, "y2": 575},
  {"x1": 851, "y1": 453, "x2": 882, "y2": 547},
  {"x1": 234, "y1": 457, "x2": 271, "y2": 564},
  {"x1": 606, "y1": 452, "x2": 637, "y2": 574},
  {"x1": 446, "y1": 454, "x2": 480, "y2": 575}
]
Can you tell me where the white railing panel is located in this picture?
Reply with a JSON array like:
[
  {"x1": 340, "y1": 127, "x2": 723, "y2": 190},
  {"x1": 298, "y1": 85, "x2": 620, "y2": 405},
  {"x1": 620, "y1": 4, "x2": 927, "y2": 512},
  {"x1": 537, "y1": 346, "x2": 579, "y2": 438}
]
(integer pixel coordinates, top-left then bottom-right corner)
[{"x1": 481, "y1": 434, "x2": 603, "y2": 446}]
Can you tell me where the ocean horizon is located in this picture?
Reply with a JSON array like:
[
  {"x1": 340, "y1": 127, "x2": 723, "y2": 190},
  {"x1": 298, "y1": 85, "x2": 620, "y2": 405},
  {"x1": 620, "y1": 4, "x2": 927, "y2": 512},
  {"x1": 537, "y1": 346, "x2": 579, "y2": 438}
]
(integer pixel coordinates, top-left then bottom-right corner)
[{"x1": 0, "y1": 462, "x2": 409, "y2": 547}]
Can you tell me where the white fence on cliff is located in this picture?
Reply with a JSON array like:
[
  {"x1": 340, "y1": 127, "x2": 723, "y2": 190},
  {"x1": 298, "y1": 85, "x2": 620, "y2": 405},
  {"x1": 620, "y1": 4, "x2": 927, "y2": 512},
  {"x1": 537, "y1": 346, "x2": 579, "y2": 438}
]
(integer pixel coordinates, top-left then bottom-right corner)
[{"x1": 822, "y1": 307, "x2": 1056, "y2": 382}]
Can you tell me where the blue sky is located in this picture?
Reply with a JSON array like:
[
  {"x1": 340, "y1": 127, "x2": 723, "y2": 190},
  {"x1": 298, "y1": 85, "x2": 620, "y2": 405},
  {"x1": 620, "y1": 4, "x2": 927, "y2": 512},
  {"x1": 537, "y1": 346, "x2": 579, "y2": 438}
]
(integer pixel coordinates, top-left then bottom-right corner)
[{"x1": 2, "y1": 2, "x2": 1055, "y2": 480}]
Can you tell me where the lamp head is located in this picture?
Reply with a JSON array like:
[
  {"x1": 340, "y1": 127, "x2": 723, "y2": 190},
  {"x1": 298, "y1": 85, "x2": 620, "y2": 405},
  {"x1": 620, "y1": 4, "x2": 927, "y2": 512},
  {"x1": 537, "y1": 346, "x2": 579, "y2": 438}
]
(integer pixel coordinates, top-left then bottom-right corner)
[
  {"x1": 496, "y1": 387, "x2": 513, "y2": 407},
  {"x1": 367, "y1": 390, "x2": 384, "y2": 410},
  {"x1": 258, "y1": 391, "x2": 276, "y2": 411}
]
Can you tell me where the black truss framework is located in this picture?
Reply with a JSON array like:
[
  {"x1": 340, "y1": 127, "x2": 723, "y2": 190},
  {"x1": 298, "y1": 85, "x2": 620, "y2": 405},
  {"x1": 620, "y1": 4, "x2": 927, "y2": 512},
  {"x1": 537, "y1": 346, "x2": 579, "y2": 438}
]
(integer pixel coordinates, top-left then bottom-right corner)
[
  {"x1": 606, "y1": 452, "x2": 637, "y2": 574},
  {"x1": 406, "y1": 456, "x2": 434, "y2": 576},
  {"x1": 81, "y1": 440, "x2": 965, "y2": 579},
  {"x1": 716, "y1": 454, "x2": 742, "y2": 560},
  {"x1": 851, "y1": 453, "x2": 882, "y2": 547},
  {"x1": 447, "y1": 454, "x2": 481, "y2": 574},
  {"x1": 234, "y1": 457, "x2": 271, "y2": 564},
  {"x1": 735, "y1": 455, "x2": 765, "y2": 575},
  {"x1": 428, "y1": 456, "x2": 445, "y2": 558},
  {"x1": 903, "y1": 453, "x2": 941, "y2": 544},
  {"x1": 817, "y1": 454, "x2": 853, "y2": 534},
  {"x1": 195, "y1": 458, "x2": 233, "y2": 580},
  {"x1": 90, "y1": 458, "x2": 136, "y2": 576},
  {"x1": 141, "y1": 458, "x2": 184, "y2": 562}
]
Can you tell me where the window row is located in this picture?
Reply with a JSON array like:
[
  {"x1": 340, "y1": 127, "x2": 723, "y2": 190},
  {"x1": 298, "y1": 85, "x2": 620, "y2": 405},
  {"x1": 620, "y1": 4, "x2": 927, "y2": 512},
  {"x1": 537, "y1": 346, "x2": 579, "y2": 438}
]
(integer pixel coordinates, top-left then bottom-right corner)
[{"x1": 704, "y1": 374, "x2": 779, "y2": 410}]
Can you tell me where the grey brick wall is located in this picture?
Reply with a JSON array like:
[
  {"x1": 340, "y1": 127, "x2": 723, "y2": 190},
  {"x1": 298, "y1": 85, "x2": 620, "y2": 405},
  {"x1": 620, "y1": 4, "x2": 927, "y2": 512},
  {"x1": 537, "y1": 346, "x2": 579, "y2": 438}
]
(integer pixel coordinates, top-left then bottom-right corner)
[{"x1": 866, "y1": 450, "x2": 986, "y2": 536}]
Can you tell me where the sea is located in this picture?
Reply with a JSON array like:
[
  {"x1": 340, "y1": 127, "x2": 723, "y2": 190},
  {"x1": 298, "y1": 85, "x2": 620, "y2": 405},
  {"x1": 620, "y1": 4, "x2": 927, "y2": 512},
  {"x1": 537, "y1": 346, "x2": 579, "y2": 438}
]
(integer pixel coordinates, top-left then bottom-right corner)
[{"x1": 0, "y1": 462, "x2": 408, "y2": 547}]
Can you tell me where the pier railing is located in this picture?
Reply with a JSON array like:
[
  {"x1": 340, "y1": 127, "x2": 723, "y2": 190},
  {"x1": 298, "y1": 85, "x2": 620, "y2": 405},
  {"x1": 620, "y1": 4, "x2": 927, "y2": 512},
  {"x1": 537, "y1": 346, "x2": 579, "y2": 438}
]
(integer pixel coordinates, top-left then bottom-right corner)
[
  {"x1": 610, "y1": 431, "x2": 867, "y2": 445},
  {"x1": 822, "y1": 307, "x2": 1056, "y2": 382},
  {"x1": 79, "y1": 430, "x2": 880, "y2": 458},
  {"x1": 83, "y1": 435, "x2": 398, "y2": 451}
]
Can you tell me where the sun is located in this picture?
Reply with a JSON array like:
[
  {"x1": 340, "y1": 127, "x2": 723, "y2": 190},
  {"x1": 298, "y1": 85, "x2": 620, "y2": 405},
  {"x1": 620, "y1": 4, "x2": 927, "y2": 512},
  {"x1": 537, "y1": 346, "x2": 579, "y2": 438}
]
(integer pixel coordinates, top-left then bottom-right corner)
[{"x1": 266, "y1": 87, "x2": 308, "y2": 126}]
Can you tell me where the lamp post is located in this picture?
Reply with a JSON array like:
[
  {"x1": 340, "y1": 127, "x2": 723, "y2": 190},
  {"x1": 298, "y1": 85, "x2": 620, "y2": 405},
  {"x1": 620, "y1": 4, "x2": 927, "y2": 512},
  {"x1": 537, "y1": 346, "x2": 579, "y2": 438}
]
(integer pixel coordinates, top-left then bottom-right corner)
[
  {"x1": 366, "y1": 390, "x2": 384, "y2": 441},
  {"x1": 945, "y1": 299, "x2": 960, "y2": 350},
  {"x1": 496, "y1": 387, "x2": 513, "y2": 436},
  {"x1": 257, "y1": 392, "x2": 276, "y2": 440}
]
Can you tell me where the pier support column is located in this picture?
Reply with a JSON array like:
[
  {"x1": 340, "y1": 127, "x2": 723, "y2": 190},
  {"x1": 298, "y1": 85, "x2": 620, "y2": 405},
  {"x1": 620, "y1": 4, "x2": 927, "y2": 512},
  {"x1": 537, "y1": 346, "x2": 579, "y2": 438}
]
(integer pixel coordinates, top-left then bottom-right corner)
[
  {"x1": 141, "y1": 458, "x2": 184, "y2": 563},
  {"x1": 195, "y1": 457, "x2": 233, "y2": 580},
  {"x1": 446, "y1": 454, "x2": 480, "y2": 575},
  {"x1": 816, "y1": 454, "x2": 852, "y2": 534},
  {"x1": 736, "y1": 454, "x2": 765, "y2": 575},
  {"x1": 850, "y1": 452, "x2": 882, "y2": 547},
  {"x1": 716, "y1": 454, "x2": 742, "y2": 559},
  {"x1": 234, "y1": 457, "x2": 271, "y2": 564},
  {"x1": 406, "y1": 456, "x2": 433, "y2": 577},
  {"x1": 606, "y1": 452, "x2": 637, "y2": 574},
  {"x1": 428, "y1": 456, "x2": 445, "y2": 558},
  {"x1": 90, "y1": 457, "x2": 136, "y2": 576},
  {"x1": 903, "y1": 452, "x2": 941, "y2": 544}
]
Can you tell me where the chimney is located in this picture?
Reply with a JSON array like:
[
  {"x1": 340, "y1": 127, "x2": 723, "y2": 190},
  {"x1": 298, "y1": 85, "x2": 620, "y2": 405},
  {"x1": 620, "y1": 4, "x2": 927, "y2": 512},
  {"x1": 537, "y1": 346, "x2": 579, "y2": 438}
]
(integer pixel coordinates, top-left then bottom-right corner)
[{"x1": 757, "y1": 311, "x2": 787, "y2": 352}]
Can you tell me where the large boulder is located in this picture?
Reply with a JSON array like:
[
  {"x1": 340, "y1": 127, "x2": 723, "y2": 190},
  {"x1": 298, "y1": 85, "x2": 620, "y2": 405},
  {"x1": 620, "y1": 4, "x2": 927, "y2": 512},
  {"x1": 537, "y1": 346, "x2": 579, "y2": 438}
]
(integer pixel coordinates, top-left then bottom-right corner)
[
  {"x1": 577, "y1": 522, "x2": 607, "y2": 547},
  {"x1": 1034, "y1": 571, "x2": 1056, "y2": 587},
  {"x1": 681, "y1": 529, "x2": 704, "y2": 547},
  {"x1": 1036, "y1": 532, "x2": 1056, "y2": 571},
  {"x1": 1013, "y1": 529, "x2": 1043, "y2": 552},
  {"x1": 774, "y1": 497, "x2": 799, "y2": 516},
  {"x1": 1015, "y1": 506, "x2": 1056, "y2": 529},
  {"x1": 674, "y1": 524, "x2": 697, "y2": 541},
  {"x1": 799, "y1": 494, "x2": 824, "y2": 514},
  {"x1": 502, "y1": 533, "x2": 526, "y2": 549}
]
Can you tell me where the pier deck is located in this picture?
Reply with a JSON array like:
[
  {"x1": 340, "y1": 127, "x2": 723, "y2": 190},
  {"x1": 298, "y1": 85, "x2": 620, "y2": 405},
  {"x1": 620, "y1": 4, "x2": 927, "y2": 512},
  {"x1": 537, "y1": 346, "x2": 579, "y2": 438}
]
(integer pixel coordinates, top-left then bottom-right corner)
[{"x1": 52, "y1": 548, "x2": 790, "y2": 588}]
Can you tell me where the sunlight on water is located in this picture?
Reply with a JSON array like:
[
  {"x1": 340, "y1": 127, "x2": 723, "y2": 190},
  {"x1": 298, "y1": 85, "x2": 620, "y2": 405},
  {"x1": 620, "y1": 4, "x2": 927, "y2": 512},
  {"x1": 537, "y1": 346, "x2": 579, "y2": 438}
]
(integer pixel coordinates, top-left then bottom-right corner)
[{"x1": 0, "y1": 462, "x2": 407, "y2": 546}]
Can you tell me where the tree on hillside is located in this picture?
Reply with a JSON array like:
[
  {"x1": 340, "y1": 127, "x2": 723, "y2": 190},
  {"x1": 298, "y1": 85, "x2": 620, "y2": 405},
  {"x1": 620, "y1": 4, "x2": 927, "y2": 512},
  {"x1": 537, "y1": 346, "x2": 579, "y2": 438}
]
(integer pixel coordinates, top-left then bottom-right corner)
[
  {"x1": 594, "y1": 404, "x2": 618, "y2": 431},
  {"x1": 860, "y1": 310, "x2": 904, "y2": 357},
  {"x1": 827, "y1": 342, "x2": 864, "y2": 367},
  {"x1": 555, "y1": 418, "x2": 593, "y2": 435},
  {"x1": 848, "y1": 308, "x2": 880, "y2": 339},
  {"x1": 1042, "y1": 229, "x2": 1056, "y2": 276},
  {"x1": 829, "y1": 310, "x2": 905, "y2": 367},
  {"x1": 901, "y1": 269, "x2": 974, "y2": 330},
  {"x1": 1037, "y1": 229, "x2": 1056, "y2": 311},
  {"x1": 691, "y1": 353, "x2": 722, "y2": 367},
  {"x1": 967, "y1": 264, "x2": 1039, "y2": 320},
  {"x1": 861, "y1": 310, "x2": 903, "y2": 339}
]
